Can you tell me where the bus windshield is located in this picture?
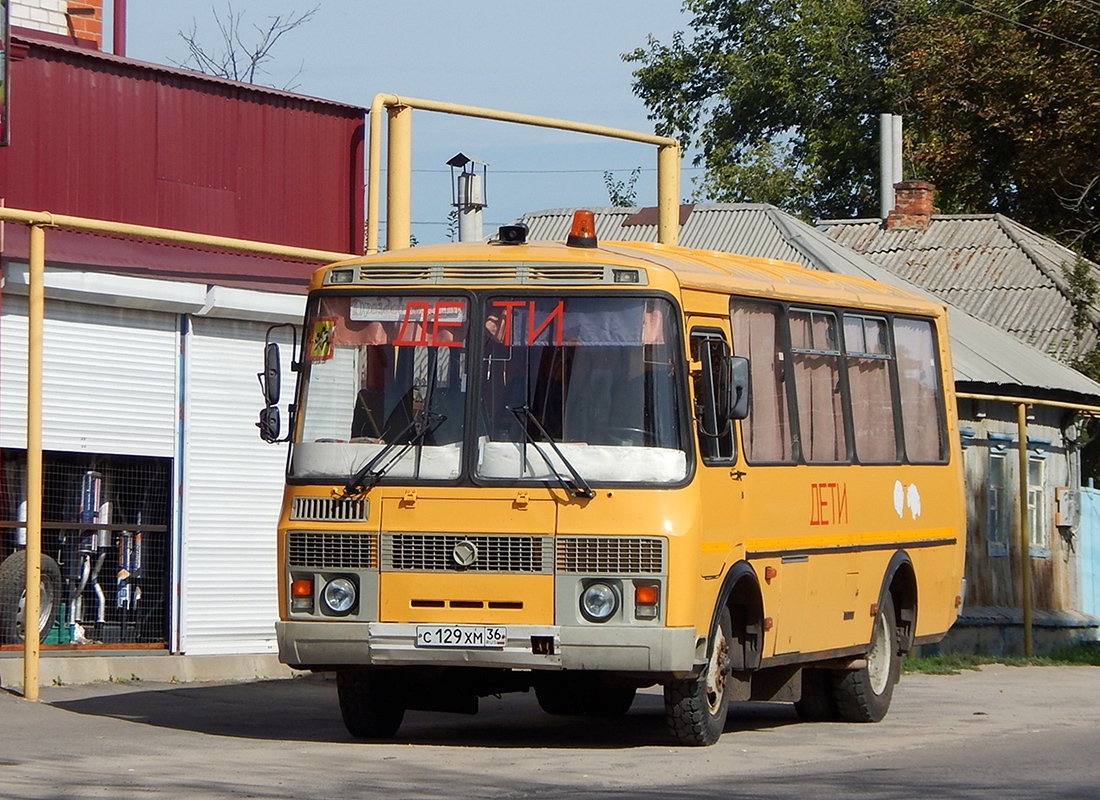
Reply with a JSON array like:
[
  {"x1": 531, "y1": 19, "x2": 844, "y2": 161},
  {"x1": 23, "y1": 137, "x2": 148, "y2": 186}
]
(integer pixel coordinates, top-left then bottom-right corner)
[
  {"x1": 289, "y1": 292, "x2": 688, "y2": 486},
  {"x1": 477, "y1": 295, "x2": 687, "y2": 484},
  {"x1": 292, "y1": 293, "x2": 470, "y2": 483}
]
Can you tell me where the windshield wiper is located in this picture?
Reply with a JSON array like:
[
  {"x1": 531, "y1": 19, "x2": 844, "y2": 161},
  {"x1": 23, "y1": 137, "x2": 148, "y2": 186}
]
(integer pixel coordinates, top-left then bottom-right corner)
[
  {"x1": 507, "y1": 405, "x2": 595, "y2": 499},
  {"x1": 342, "y1": 409, "x2": 446, "y2": 496}
]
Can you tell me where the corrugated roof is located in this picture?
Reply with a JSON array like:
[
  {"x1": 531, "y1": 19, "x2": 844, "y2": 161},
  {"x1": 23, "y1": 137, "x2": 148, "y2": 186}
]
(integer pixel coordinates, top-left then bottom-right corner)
[
  {"x1": 516, "y1": 204, "x2": 1100, "y2": 401},
  {"x1": 821, "y1": 214, "x2": 1100, "y2": 364}
]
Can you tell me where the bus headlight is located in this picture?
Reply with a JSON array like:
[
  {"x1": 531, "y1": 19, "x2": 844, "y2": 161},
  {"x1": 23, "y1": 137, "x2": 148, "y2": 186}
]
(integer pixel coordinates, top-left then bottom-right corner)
[
  {"x1": 580, "y1": 582, "x2": 619, "y2": 622},
  {"x1": 321, "y1": 577, "x2": 357, "y2": 615}
]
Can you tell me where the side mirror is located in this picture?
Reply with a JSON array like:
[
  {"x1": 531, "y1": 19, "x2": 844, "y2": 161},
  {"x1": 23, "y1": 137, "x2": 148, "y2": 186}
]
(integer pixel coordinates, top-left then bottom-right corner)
[
  {"x1": 257, "y1": 324, "x2": 298, "y2": 443},
  {"x1": 727, "y1": 356, "x2": 750, "y2": 420},
  {"x1": 257, "y1": 406, "x2": 281, "y2": 443},
  {"x1": 260, "y1": 342, "x2": 281, "y2": 406}
]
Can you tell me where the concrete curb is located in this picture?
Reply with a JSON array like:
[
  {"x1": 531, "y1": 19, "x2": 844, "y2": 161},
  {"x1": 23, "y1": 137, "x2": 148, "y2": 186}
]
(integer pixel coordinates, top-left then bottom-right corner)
[{"x1": 0, "y1": 652, "x2": 305, "y2": 689}]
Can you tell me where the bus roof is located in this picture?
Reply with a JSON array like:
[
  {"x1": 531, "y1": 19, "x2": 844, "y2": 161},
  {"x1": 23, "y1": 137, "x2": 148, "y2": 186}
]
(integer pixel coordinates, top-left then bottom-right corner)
[{"x1": 316, "y1": 237, "x2": 946, "y2": 318}]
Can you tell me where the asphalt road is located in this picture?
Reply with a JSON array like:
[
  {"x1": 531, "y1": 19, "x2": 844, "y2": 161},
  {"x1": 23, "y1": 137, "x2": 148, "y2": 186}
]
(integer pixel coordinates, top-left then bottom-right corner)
[{"x1": 1, "y1": 665, "x2": 1097, "y2": 799}]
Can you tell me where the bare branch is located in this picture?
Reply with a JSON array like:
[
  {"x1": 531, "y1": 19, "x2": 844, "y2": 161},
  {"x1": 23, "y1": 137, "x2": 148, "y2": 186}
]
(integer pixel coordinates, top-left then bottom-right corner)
[{"x1": 170, "y1": 3, "x2": 318, "y2": 90}]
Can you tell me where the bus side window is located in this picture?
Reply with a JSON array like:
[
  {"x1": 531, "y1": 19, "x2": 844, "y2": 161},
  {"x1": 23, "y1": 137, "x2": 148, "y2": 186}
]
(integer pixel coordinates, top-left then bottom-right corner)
[
  {"x1": 730, "y1": 300, "x2": 794, "y2": 463},
  {"x1": 691, "y1": 330, "x2": 736, "y2": 465}
]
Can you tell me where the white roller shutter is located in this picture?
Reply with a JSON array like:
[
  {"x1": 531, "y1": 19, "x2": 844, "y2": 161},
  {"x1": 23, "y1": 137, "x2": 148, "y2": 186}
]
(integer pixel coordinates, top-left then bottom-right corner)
[
  {"x1": 179, "y1": 316, "x2": 295, "y2": 654},
  {"x1": 0, "y1": 295, "x2": 178, "y2": 456}
]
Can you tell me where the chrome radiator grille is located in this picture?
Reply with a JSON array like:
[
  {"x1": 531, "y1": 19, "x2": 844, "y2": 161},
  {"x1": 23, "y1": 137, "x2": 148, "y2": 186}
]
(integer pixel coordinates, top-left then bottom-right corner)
[
  {"x1": 556, "y1": 536, "x2": 666, "y2": 575},
  {"x1": 381, "y1": 534, "x2": 553, "y2": 573},
  {"x1": 287, "y1": 531, "x2": 377, "y2": 569},
  {"x1": 290, "y1": 496, "x2": 368, "y2": 523}
]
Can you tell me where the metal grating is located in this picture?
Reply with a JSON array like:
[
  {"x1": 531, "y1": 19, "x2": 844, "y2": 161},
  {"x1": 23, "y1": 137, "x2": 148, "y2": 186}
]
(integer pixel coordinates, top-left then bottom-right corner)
[
  {"x1": 290, "y1": 496, "x2": 368, "y2": 522},
  {"x1": 287, "y1": 531, "x2": 377, "y2": 569},
  {"x1": 382, "y1": 533, "x2": 553, "y2": 573},
  {"x1": 556, "y1": 536, "x2": 666, "y2": 575}
]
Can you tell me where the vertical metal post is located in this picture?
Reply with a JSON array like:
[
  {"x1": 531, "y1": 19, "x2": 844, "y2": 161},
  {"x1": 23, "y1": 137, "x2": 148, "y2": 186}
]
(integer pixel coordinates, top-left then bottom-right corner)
[
  {"x1": 366, "y1": 94, "x2": 388, "y2": 255},
  {"x1": 386, "y1": 103, "x2": 412, "y2": 251},
  {"x1": 656, "y1": 142, "x2": 681, "y2": 247},
  {"x1": 23, "y1": 223, "x2": 46, "y2": 700},
  {"x1": 1017, "y1": 402, "x2": 1033, "y2": 657}
]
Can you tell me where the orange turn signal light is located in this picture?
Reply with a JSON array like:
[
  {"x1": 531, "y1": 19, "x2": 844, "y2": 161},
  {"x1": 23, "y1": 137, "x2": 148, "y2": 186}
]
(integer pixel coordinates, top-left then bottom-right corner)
[
  {"x1": 635, "y1": 585, "x2": 659, "y2": 605},
  {"x1": 291, "y1": 578, "x2": 314, "y2": 597}
]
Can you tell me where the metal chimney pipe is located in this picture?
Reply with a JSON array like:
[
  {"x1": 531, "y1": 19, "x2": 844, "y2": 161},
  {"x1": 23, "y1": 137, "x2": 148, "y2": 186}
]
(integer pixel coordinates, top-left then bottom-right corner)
[
  {"x1": 113, "y1": 0, "x2": 127, "y2": 57},
  {"x1": 457, "y1": 171, "x2": 484, "y2": 242},
  {"x1": 891, "y1": 114, "x2": 903, "y2": 189},
  {"x1": 880, "y1": 113, "x2": 904, "y2": 219},
  {"x1": 880, "y1": 114, "x2": 893, "y2": 219}
]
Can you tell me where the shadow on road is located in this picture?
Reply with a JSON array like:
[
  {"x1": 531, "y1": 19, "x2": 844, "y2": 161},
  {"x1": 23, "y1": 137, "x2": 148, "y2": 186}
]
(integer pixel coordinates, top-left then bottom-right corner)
[{"x1": 49, "y1": 676, "x2": 802, "y2": 749}]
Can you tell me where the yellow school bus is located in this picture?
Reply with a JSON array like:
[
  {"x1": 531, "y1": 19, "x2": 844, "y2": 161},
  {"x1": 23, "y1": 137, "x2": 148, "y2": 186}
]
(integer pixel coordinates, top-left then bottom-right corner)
[{"x1": 259, "y1": 211, "x2": 966, "y2": 746}]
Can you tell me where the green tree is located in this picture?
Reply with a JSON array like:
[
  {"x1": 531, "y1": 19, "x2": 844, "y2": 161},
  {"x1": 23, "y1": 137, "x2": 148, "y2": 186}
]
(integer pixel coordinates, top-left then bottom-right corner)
[
  {"x1": 603, "y1": 167, "x2": 642, "y2": 207},
  {"x1": 896, "y1": 1, "x2": 1100, "y2": 259},
  {"x1": 626, "y1": 0, "x2": 1100, "y2": 258},
  {"x1": 624, "y1": 0, "x2": 908, "y2": 219}
]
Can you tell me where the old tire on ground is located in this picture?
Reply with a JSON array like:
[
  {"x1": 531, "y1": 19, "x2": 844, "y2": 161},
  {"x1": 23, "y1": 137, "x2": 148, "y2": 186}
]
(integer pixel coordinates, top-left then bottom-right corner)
[
  {"x1": 663, "y1": 605, "x2": 732, "y2": 746},
  {"x1": 535, "y1": 673, "x2": 636, "y2": 716},
  {"x1": 834, "y1": 593, "x2": 900, "y2": 722},
  {"x1": 794, "y1": 667, "x2": 840, "y2": 721},
  {"x1": 336, "y1": 668, "x2": 407, "y2": 739},
  {"x1": 0, "y1": 551, "x2": 62, "y2": 645}
]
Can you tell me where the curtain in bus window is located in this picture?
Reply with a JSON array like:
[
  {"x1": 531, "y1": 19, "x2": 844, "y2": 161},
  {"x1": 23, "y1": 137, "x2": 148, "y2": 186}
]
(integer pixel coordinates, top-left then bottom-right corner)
[
  {"x1": 790, "y1": 310, "x2": 846, "y2": 462},
  {"x1": 844, "y1": 315, "x2": 898, "y2": 462},
  {"x1": 730, "y1": 301, "x2": 793, "y2": 462},
  {"x1": 894, "y1": 317, "x2": 946, "y2": 462}
]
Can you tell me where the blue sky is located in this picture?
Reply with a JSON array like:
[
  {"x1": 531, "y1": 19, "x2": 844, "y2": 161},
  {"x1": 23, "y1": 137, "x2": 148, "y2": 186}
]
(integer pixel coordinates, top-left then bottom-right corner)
[{"x1": 120, "y1": 1, "x2": 694, "y2": 246}]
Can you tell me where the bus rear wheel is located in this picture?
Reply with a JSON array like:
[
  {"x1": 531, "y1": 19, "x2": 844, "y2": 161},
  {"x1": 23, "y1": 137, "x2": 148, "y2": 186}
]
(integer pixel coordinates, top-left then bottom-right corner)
[
  {"x1": 834, "y1": 593, "x2": 900, "y2": 722},
  {"x1": 337, "y1": 668, "x2": 406, "y2": 739},
  {"x1": 663, "y1": 605, "x2": 732, "y2": 746}
]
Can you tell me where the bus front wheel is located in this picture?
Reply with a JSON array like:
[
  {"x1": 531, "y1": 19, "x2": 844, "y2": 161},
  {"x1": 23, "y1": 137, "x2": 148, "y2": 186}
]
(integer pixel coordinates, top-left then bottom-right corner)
[
  {"x1": 834, "y1": 593, "x2": 900, "y2": 722},
  {"x1": 663, "y1": 605, "x2": 732, "y2": 746},
  {"x1": 336, "y1": 668, "x2": 406, "y2": 739}
]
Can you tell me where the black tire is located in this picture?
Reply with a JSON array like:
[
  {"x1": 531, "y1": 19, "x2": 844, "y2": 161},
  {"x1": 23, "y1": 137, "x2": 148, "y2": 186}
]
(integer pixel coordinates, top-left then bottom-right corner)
[
  {"x1": 534, "y1": 674, "x2": 636, "y2": 716},
  {"x1": 834, "y1": 593, "x2": 900, "y2": 723},
  {"x1": 794, "y1": 667, "x2": 840, "y2": 721},
  {"x1": 336, "y1": 668, "x2": 407, "y2": 739},
  {"x1": 664, "y1": 605, "x2": 732, "y2": 746},
  {"x1": 0, "y1": 552, "x2": 62, "y2": 645}
]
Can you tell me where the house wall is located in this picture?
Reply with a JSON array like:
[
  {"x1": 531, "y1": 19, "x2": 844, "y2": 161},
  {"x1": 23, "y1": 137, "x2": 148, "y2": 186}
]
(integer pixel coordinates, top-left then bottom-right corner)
[
  {"x1": 957, "y1": 399, "x2": 1078, "y2": 610},
  {"x1": 935, "y1": 398, "x2": 1098, "y2": 654},
  {"x1": 9, "y1": 1, "x2": 70, "y2": 39}
]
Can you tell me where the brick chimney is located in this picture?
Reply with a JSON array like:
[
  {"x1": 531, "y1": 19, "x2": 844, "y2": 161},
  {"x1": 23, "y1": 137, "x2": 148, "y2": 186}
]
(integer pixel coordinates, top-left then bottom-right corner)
[
  {"x1": 885, "y1": 180, "x2": 934, "y2": 230},
  {"x1": 65, "y1": 2, "x2": 105, "y2": 49}
]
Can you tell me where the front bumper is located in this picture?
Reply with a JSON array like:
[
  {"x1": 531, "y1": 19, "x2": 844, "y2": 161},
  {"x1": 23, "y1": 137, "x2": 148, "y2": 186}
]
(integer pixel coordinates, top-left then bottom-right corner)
[{"x1": 277, "y1": 620, "x2": 699, "y2": 675}]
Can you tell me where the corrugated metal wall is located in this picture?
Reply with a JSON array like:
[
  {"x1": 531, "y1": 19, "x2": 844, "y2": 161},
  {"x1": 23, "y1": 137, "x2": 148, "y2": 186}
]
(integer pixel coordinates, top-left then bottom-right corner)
[
  {"x1": 0, "y1": 295, "x2": 179, "y2": 457},
  {"x1": 0, "y1": 37, "x2": 365, "y2": 254}
]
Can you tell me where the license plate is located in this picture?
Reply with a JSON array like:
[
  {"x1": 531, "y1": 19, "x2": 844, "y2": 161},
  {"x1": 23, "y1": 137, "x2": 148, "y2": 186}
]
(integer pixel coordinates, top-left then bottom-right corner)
[{"x1": 415, "y1": 625, "x2": 507, "y2": 649}]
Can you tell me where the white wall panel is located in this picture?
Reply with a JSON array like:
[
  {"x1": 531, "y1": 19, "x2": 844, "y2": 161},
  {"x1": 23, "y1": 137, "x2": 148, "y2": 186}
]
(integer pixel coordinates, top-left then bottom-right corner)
[
  {"x1": 179, "y1": 316, "x2": 295, "y2": 654},
  {"x1": 0, "y1": 296, "x2": 178, "y2": 456}
]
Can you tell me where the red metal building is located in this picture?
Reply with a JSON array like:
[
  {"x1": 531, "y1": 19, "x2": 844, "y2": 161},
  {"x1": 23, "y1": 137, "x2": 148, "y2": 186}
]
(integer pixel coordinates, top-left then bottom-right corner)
[
  {"x1": 0, "y1": 28, "x2": 365, "y2": 290},
  {"x1": 0, "y1": 14, "x2": 366, "y2": 659}
]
